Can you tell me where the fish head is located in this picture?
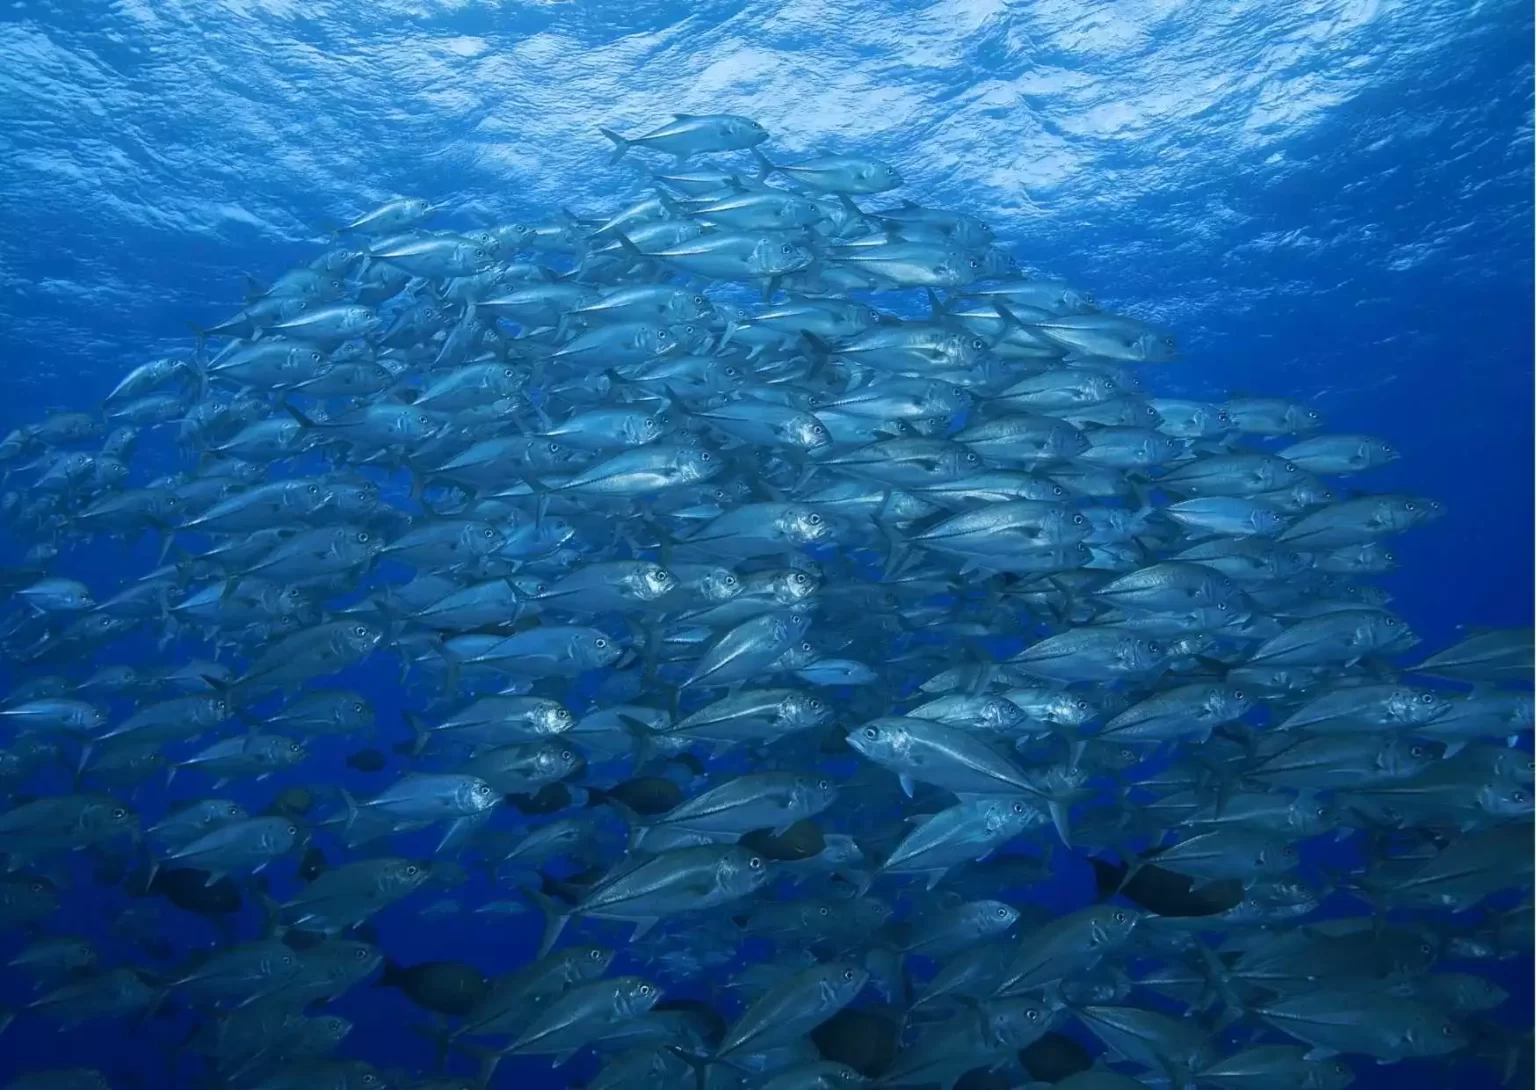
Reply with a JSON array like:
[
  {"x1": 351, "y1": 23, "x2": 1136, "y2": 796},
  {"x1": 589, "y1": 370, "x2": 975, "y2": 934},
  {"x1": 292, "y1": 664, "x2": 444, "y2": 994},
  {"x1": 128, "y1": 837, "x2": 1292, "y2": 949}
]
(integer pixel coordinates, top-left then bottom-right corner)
[
  {"x1": 395, "y1": 406, "x2": 445, "y2": 441},
  {"x1": 731, "y1": 115, "x2": 770, "y2": 145},
  {"x1": 781, "y1": 691, "x2": 831, "y2": 731},
  {"x1": 792, "y1": 773, "x2": 840, "y2": 815},
  {"x1": 821, "y1": 962, "x2": 871, "y2": 1004},
  {"x1": 1209, "y1": 684, "x2": 1254, "y2": 721},
  {"x1": 1287, "y1": 795, "x2": 1335, "y2": 836},
  {"x1": 678, "y1": 446, "x2": 722, "y2": 485},
  {"x1": 666, "y1": 290, "x2": 714, "y2": 322},
  {"x1": 785, "y1": 413, "x2": 834, "y2": 452},
  {"x1": 636, "y1": 563, "x2": 677, "y2": 599},
  {"x1": 1385, "y1": 737, "x2": 1445, "y2": 780},
  {"x1": 569, "y1": 629, "x2": 619, "y2": 671},
  {"x1": 377, "y1": 860, "x2": 432, "y2": 898},
  {"x1": 972, "y1": 899, "x2": 1021, "y2": 933},
  {"x1": 1387, "y1": 687, "x2": 1453, "y2": 724},
  {"x1": 545, "y1": 743, "x2": 586, "y2": 781},
  {"x1": 846, "y1": 718, "x2": 910, "y2": 764},
  {"x1": 460, "y1": 521, "x2": 505, "y2": 556},
  {"x1": 668, "y1": 320, "x2": 711, "y2": 352},
  {"x1": 568, "y1": 945, "x2": 615, "y2": 978},
  {"x1": 625, "y1": 412, "x2": 668, "y2": 446},
  {"x1": 339, "y1": 618, "x2": 386, "y2": 656},
  {"x1": 1408, "y1": 1014, "x2": 1468, "y2": 1056},
  {"x1": 1395, "y1": 494, "x2": 1445, "y2": 529},
  {"x1": 1475, "y1": 779, "x2": 1531, "y2": 820},
  {"x1": 720, "y1": 848, "x2": 773, "y2": 896},
  {"x1": 1362, "y1": 610, "x2": 1419, "y2": 655},
  {"x1": 987, "y1": 996, "x2": 1052, "y2": 1047},
  {"x1": 615, "y1": 977, "x2": 663, "y2": 1017},
  {"x1": 1133, "y1": 331, "x2": 1178, "y2": 362},
  {"x1": 752, "y1": 237, "x2": 817, "y2": 276}
]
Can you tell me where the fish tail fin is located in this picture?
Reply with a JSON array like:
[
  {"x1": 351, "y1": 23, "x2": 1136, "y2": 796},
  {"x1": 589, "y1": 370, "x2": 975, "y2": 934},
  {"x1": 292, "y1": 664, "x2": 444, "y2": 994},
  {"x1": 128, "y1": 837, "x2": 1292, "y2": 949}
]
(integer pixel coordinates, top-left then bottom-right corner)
[
  {"x1": 527, "y1": 888, "x2": 573, "y2": 957},
  {"x1": 613, "y1": 710, "x2": 658, "y2": 772},
  {"x1": 594, "y1": 789, "x2": 652, "y2": 848},
  {"x1": 339, "y1": 787, "x2": 359, "y2": 835},
  {"x1": 750, "y1": 147, "x2": 775, "y2": 181},
  {"x1": 1088, "y1": 856, "x2": 1128, "y2": 901},
  {"x1": 598, "y1": 127, "x2": 631, "y2": 164},
  {"x1": 280, "y1": 399, "x2": 321, "y2": 430},
  {"x1": 991, "y1": 299, "x2": 1033, "y2": 330},
  {"x1": 400, "y1": 710, "x2": 431, "y2": 757}
]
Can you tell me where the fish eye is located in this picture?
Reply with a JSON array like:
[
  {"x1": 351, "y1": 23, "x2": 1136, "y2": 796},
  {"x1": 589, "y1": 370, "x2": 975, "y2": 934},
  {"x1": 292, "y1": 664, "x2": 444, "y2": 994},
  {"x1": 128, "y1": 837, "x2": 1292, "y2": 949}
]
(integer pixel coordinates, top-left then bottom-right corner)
[
  {"x1": 863, "y1": 727, "x2": 878, "y2": 739},
  {"x1": 594, "y1": 637, "x2": 607, "y2": 648},
  {"x1": 1513, "y1": 790, "x2": 1527, "y2": 803},
  {"x1": 417, "y1": 414, "x2": 431, "y2": 424},
  {"x1": 474, "y1": 249, "x2": 486, "y2": 257},
  {"x1": 748, "y1": 856, "x2": 763, "y2": 869},
  {"x1": 691, "y1": 294, "x2": 706, "y2": 305},
  {"x1": 699, "y1": 451, "x2": 712, "y2": 461},
  {"x1": 1419, "y1": 693, "x2": 1435, "y2": 703},
  {"x1": 310, "y1": 352, "x2": 322, "y2": 361},
  {"x1": 1411, "y1": 745, "x2": 1426, "y2": 758},
  {"x1": 483, "y1": 527, "x2": 496, "y2": 537},
  {"x1": 548, "y1": 442, "x2": 560, "y2": 452},
  {"x1": 724, "y1": 367, "x2": 738, "y2": 377},
  {"x1": 1075, "y1": 699, "x2": 1088, "y2": 709},
  {"x1": 503, "y1": 367, "x2": 515, "y2": 377},
  {"x1": 996, "y1": 906, "x2": 1009, "y2": 917},
  {"x1": 30, "y1": 880, "x2": 44, "y2": 893},
  {"x1": 657, "y1": 329, "x2": 671, "y2": 339},
  {"x1": 1113, "y1": 910, "x2": 1126, "y2": 923},
  {"x1": 807, "y1": 513, "x2": 822, "y2": 524},
  {"x1": 781, "y1": 244, "x2": 792, "y2": 254},
  {"x1": 843, "y1": 968, "x2": 856, "y2": 980},
  {"x1": 308, "y1": 484, "x2": 320, "y2": 494},
  {"x1": 819, "y1": 907, "x2": 830, "y2": 916},
  {"x1": 1284, "y1": 462, "x2": 1297, "y2": 472},
  {"x1": 794, "y1": 573, "x2": 807, "y2": 584},
  {"x1": 818, "y1": 778, "x2": 831, "y2": 790},
  {"x1": 1385, "y1": 617, "x2": 1397, "y2": 626},
  {"x1": 289, "y1": 741, "x2": 302, "y2": 752},
  {"x1": 639, "y1": 983, "x2": 653, "y2": 995},
  {"x1": 589, "y1": 949, "x2": 602, "y2": 960},
  {"x1": 1072, "y1": 513, "x2": 1085, "y2": 524},
  {"x1": 112, "y1": 807, "x2": 127, "y2": 819},
  {"x1": 968, "y1": 258, "x2": 980, "y2": 269},
  {"x1": 970, "y1": 338, "x2": 984, "y2": 349},
  {"x1": 356, "y1": 531, "x2": 369, "y2": 542}
]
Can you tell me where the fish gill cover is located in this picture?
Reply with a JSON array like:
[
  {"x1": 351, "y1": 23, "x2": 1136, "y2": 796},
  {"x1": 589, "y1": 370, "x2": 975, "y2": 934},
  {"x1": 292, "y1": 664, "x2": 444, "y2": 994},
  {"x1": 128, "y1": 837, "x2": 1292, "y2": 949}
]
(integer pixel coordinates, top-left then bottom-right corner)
[{"x1": 0, "y1": 3, "x2": 1531, "y2": 1090}]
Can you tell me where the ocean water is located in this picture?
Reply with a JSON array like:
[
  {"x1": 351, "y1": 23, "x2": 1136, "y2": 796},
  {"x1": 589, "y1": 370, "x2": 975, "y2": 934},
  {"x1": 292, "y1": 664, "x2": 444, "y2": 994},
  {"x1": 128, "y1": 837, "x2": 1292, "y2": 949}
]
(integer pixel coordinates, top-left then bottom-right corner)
[{"x1": 0, "y1": 1, "x2": 1530, "y2": 1089}]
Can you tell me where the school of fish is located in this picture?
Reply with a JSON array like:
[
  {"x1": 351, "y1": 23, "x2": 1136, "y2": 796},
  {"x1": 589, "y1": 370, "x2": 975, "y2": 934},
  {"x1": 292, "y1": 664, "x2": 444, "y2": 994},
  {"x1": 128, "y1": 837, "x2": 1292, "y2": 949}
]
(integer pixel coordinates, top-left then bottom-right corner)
[{"x1": 0, "y1": 111, "x2": 1530, "y2": 1090}]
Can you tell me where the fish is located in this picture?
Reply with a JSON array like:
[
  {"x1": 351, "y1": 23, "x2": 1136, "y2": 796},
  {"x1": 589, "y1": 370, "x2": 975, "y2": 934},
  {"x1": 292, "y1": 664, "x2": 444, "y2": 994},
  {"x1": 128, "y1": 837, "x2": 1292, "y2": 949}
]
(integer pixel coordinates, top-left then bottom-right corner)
[{"x1": 0, "y1": 109, "x2": 1519, "y2": 1090}]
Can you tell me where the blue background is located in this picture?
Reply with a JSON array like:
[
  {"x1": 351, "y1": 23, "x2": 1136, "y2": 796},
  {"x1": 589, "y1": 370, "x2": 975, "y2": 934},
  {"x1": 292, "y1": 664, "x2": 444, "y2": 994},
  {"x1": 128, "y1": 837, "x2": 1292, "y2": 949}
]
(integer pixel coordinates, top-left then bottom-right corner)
[{"x1": 0, "y1": 1, "x2": 1530, "y2": 1088}]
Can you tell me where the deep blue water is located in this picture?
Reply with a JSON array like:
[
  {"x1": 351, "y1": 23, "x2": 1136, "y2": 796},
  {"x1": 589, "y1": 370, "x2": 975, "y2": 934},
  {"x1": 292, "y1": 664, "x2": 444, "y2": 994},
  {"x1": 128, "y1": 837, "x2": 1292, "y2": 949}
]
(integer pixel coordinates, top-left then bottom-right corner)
[{"x1": 0, "y1": 1, "x2": 1530, "y2": 1088}]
